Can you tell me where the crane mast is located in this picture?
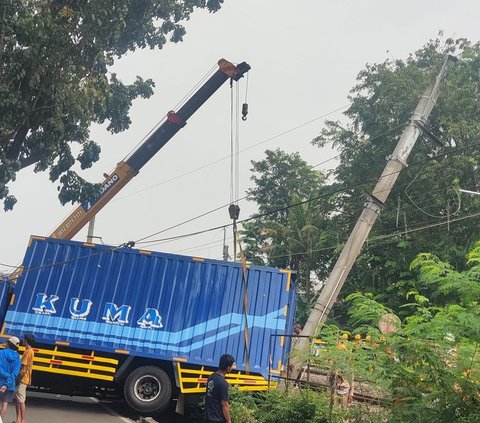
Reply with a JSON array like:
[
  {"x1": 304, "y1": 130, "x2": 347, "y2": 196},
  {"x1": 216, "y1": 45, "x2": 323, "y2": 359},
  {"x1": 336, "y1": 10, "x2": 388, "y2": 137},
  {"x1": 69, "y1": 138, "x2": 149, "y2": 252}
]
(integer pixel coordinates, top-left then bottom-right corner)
[{"x1": 50, "y1": 59, "x2": 250, "y2": 240}]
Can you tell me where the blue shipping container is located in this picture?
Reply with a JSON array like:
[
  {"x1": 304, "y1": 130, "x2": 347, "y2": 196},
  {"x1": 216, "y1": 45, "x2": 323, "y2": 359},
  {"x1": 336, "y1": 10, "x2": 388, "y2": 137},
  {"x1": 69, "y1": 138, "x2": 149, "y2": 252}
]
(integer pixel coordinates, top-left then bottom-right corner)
[
  {"x1": 4, "y1": 237, "x2": 297, "y2": 378},
  {"x1": 0, "y1": 275, "x2": 13, "y2": 325}
]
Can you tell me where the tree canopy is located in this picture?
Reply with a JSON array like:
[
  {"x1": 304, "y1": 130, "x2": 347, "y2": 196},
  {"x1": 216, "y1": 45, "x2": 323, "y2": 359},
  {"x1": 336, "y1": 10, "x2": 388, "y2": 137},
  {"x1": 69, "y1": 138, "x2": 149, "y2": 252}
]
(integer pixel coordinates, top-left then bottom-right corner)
[
  {"x1": 312, "y1": 36, "x2": 480, "y2": 316},
  {"x1": 241, "y1": 149, "x2": 331, "y2": 314},
  {"x1": 0, "y1": 0, "x2": 224, "y2": 210},
  {"x1": 242, "y1": 37, "x2": 480, "y2": 324}
]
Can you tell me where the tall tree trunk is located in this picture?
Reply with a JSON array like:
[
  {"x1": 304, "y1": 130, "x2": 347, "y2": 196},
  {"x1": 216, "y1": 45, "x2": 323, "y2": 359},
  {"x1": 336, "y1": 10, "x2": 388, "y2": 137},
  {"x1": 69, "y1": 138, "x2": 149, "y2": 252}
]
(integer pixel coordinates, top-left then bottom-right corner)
[{"x1": 6, "y1": 122, "x2": 29, "y2": 160}]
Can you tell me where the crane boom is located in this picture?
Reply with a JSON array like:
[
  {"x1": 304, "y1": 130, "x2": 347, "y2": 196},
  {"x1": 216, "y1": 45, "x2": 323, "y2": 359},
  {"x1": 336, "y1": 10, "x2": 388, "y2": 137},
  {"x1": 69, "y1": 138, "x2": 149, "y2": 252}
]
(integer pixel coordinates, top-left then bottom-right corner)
[{"x1": 50, "y1": 59, "x2": 251, "y2": 240}]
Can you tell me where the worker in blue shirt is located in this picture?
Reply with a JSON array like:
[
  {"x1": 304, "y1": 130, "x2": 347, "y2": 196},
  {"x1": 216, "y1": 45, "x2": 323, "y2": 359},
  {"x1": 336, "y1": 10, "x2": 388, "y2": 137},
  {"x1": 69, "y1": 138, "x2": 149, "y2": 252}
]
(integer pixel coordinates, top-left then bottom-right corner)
[
  {"x1": 0, "y1": 336, "x2": 21, "y2": 421},
  {"x1": 205, "y1": 354, "x2": 235, "y2": 423}
]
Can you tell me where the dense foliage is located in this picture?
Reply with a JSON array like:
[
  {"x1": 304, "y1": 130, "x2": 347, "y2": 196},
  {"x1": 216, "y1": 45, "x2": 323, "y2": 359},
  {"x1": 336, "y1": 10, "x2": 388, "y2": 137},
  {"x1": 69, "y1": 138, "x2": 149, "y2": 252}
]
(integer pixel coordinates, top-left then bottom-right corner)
[
  {"x1": 244, "y1": 37, "x2": 480, "y2": 323},
  {"x1": 242, "y1": 149, "x2": 330, "y2": 309},
  {"x1": 312, "y1": 36, "x2": 480, "y2": 317},
  {"x1": 0, "y1": 0, "x2": 223, "y2": 210},
  {"x1": 310, "y1": 242, "x2": 480, "y2": 422}
]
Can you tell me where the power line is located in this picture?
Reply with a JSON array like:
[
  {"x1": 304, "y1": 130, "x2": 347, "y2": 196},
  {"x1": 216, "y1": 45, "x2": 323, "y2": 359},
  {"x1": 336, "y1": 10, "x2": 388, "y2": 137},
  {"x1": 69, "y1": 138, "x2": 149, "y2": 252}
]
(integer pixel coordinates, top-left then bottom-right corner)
[
  {"x1": 2, "y1": 143, "x2": 480, "y2": 274},
  {"x1": 133, "y1": 143, "x2": 480, "y2": 245},
  {"x1": 4, "y1": 208, "x2": 480, "y2": 279},
  {"x1": 134, "y1": 196, "x2": 247, "y2": 244},
  {"x1": 113, "y1": 105, "x2": 349, "y2": 202},
  {"x1": 130, "y1": 121, "x2": 411, "y2": 245},
  {"x1": 173, "y1": 237, "x2": 232, "y2": 255},
  {"x1": 0, "y1": 263, "x2": 19, "y2": 269},
  {"x1": 267, "y1": 210, "x2": 480, "y2": 261},
  {"x1": 1, "y1": 242, "x2": 129, "y2": 280},
  {"x1": 3, "y1": 144, "x2": 479, "y2": 274},
  {"x1": 310, "y1": 121, "x2": 406, "y2": 171}
]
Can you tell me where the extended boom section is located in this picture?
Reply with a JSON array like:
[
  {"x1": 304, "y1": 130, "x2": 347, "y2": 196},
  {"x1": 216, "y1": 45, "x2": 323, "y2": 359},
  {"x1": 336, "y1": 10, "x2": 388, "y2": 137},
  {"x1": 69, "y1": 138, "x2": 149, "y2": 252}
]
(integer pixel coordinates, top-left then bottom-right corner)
[{"x1": 50, "y1": 59, "x2": 251, "y2": 240}]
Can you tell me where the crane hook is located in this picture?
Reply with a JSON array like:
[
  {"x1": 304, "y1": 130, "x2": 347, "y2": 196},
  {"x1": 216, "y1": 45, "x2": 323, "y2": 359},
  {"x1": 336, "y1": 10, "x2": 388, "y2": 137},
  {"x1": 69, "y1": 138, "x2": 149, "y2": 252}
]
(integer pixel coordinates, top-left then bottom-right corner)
[{"x1": 241, "y1": 103, "x2": 248, "y2": 121}]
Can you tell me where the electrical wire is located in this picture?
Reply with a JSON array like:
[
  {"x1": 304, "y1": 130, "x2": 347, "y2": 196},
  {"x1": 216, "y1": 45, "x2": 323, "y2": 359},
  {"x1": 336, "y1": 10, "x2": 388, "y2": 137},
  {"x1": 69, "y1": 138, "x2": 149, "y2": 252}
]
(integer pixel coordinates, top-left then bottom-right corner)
[
  {"x1": 404, "y1": 163, "x2": 462, "y2": 218},
  {"x1": 114, "y1": 120, "x2": 407, "y2": 244},
  {"x1": 4, "y1": 208, "x2": 480, "y2": 278},
  {"x1": 133, "y1": 142, "x2": 480, "y2": 245},
  {"x1": 172, "y1": 236, "x2": 232, "y2": 255},
  {"x1": 134, "y1": 196, "x2": 247, "y2": 244},
  {"x1": 267, "y1": 210, "x2": 480, "y2": 261},
  {"x1": 3, "y1": 144, "x2": 479, "y2": 274},
  {"x1": 112, "y1": 105, "x2": 350, "y2": 202},
  {"x1": 0, "y1": 263, "x2": 19, "y2": 269},
  {"x1": 131, "y1": 121, "x2": 414, "y2": 244},
  {"x1": 2, "y1": 241, "x2": 129, "y2": 280},
  {"x1": 310, "y1": 121, "x2": 407, "y2": 170}
]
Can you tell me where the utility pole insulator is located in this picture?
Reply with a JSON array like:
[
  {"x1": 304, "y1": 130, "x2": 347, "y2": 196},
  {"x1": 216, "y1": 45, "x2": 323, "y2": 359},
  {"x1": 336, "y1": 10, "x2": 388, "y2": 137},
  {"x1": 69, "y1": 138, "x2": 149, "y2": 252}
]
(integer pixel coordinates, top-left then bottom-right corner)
[{"x1": 364, "y1": 192, "x2": 386, "y2": 209}]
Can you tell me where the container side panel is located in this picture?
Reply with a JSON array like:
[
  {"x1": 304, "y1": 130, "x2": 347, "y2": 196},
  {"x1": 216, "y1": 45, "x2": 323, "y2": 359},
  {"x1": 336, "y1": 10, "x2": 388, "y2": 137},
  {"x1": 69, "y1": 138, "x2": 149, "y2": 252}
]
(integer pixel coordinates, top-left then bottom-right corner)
[
  {"x1": 4, "y1": 238, "x2": 297, "y2": 378},
  {"x1": 0, "y1": 278, "x2": 14, "y2": 324}
]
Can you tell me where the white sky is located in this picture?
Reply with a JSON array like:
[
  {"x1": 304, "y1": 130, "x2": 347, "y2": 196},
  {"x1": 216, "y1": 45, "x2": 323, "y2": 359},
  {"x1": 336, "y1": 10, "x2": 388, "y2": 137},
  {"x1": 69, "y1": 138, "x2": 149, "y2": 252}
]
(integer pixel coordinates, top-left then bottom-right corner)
[{"x1": 1, "y1": 0, "x2": 479, "y2": 272}]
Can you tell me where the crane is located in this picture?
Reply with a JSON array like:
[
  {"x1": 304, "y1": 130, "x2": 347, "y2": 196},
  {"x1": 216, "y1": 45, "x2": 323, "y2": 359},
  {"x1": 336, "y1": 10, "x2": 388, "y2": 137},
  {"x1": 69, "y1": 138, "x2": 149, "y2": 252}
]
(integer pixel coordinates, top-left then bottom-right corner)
[{"x1": 50, "y1": 59, "x2": 251, "y2": 240}]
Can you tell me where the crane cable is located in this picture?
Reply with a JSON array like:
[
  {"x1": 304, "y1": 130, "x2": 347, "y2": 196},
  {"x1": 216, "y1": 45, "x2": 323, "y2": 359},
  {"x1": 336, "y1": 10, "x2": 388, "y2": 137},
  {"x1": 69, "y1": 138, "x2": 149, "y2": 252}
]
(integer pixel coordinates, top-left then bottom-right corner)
[
  {"x1": 230, "y1": 76, "x2": 251, "y2": 373},
  {"x1": 236, "y1": 224, "x2": 251, "y2": 374}
]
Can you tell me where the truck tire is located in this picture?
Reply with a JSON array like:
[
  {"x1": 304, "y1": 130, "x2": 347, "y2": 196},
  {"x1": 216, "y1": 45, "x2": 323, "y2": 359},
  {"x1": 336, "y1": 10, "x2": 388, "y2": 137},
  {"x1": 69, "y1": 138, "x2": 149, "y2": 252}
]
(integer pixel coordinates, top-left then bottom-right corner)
[{"x1": 124, "y1": 365, "x2": 172, "y2": 415}]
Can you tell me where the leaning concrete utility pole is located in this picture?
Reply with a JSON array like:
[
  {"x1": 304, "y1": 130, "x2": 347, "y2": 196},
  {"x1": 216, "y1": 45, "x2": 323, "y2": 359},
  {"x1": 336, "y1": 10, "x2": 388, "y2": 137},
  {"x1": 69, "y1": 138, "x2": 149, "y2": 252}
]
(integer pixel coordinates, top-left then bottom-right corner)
[{"x1": 290, "y1": 55, "x2": 454, "y2": 374}]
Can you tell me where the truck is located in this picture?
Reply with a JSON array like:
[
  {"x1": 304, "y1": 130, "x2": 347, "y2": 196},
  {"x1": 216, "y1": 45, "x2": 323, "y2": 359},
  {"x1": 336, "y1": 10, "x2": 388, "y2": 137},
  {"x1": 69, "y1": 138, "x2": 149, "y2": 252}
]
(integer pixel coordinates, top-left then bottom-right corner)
[
  {"x1": 0, "y1": 58, "x2": 298, "y2": 415},
  {"x1": 0, "y1": 236, "x2": 297, "y2": 415}
]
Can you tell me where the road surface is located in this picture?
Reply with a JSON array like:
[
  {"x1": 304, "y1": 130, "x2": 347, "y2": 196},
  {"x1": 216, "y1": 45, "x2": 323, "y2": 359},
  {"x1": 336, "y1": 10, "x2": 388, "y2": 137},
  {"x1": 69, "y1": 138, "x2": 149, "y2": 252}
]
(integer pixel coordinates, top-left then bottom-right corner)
[
  {"x1": 2, "y1": 392, "x2": 138, "y2": 423},
  {"x1": 2, "y1": 392, "x2": 196, "y2": 423}
]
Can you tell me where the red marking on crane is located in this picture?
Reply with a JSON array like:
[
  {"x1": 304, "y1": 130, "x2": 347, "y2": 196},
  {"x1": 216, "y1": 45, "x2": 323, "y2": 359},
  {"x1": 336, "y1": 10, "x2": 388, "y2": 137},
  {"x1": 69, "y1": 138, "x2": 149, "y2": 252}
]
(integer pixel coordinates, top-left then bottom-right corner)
[{"x1": 167, "y1": 111, "x2": 183, "y2": 124}]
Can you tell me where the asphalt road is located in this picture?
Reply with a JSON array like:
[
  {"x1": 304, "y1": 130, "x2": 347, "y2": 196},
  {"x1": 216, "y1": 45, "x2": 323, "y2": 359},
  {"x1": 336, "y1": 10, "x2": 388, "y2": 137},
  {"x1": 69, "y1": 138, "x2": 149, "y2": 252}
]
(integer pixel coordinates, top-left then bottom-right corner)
[
  {"x1": 2, "y1": 392, "x2": 198, "y2": 423},
  {"x1": 2, "y1": 392, "x2": 139, "y2": 423}
]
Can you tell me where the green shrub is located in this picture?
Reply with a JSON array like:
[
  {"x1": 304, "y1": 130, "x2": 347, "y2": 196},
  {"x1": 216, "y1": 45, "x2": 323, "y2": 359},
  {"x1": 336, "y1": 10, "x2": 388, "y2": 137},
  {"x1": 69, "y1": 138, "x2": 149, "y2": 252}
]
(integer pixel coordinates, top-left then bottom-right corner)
[
  {"x1": 229, "y1": 388, "x2": 260, "y2": 423},
  {"x1": 230, "y1": 402, "x2": 257, "y2": 423},
  {"x1": 256, "y1": 389, "x2": 338, "y2": 423}
]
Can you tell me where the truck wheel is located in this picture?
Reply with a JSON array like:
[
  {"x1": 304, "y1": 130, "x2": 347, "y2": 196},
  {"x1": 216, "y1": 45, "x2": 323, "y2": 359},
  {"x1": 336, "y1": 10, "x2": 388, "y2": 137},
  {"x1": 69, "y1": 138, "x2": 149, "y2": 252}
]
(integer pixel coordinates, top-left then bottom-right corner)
[{"x1": 124, "y1": 366, "x2": 172, "y2": 415}]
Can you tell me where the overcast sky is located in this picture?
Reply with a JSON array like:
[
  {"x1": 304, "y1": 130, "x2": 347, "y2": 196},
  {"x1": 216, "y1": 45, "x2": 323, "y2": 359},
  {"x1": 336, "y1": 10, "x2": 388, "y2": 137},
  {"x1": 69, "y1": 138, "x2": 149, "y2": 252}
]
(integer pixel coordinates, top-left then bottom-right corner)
[{"x1": 1, "y1": 0, "x2": 479, "y2": 272}]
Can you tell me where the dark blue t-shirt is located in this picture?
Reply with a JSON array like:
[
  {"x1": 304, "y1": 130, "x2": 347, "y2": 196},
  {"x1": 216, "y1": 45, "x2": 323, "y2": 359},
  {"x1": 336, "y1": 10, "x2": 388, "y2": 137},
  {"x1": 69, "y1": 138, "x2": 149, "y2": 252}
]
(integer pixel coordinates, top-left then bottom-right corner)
[{"x1": 205, "y1": 372, "x2": 229, "y2": 422}]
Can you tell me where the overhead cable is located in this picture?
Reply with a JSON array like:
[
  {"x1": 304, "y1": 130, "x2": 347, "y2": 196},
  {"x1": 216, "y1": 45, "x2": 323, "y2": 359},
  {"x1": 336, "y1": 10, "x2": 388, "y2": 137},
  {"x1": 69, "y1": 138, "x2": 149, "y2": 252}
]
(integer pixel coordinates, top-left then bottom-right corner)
[{"x1": 133, "y1": 143, "x2": 480, "y2": 245}]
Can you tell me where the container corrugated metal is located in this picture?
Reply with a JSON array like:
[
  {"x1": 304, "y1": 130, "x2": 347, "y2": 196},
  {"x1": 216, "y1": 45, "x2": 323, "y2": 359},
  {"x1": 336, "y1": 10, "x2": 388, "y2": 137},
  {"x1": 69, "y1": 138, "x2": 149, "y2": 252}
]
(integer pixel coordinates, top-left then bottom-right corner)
[
  {"x1": 4, "y1": 237, "x2": 296, "y2": 378},
  {"x1": 0, "y1": 275, "x2": 13, "y2": 324}
]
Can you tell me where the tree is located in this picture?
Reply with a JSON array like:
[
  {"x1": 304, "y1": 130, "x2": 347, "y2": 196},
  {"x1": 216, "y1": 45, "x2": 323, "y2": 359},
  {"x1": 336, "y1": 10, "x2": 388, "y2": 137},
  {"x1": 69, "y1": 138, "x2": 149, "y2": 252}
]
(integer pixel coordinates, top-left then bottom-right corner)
[
  {"x1": 0, "y1": 0, "x2": 224, "y2": 210},
  {"x1": 313, "y1": 36, "x2": 480, "y2": 315},
  {"x1": 342, "y1": 242, "x2": 480, "y2": 422},
  {"x1": 242, "y1": 149, "x2": 331, "y2": 321},
  {"x1": 242, "y1": 149, "x2": 327, "y2": 265},
  {"x1": 263, "y1": 194, "x2": 326, "y2": 304}
]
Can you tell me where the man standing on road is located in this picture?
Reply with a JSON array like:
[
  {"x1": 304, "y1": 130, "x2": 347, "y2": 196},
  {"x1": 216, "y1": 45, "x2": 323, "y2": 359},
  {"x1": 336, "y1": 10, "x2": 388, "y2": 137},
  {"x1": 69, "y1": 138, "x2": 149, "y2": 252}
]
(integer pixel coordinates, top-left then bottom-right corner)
[
  {"x1": 205, "y1": 354, "x2": 234, "y2": 423},
  {"x1": 0, "y1": 336, "x2": 21, "y2": 422},
  {"x1": 15, "y1": 334, "x2": 35, "y2": 423}
]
